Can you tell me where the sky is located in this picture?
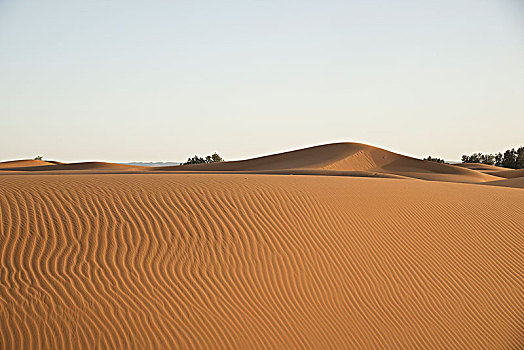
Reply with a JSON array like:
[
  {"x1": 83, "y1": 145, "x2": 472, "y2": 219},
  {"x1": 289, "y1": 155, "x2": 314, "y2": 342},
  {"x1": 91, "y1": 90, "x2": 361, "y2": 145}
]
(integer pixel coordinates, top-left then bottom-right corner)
[{"x1": 1, "y1": 0, "x2": 523, "y2": 162}]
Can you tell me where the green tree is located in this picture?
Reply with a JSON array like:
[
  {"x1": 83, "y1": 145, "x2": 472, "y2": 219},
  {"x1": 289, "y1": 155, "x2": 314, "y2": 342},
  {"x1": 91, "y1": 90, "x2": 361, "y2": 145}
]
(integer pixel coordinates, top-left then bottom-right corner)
[
  {"x1": 516, "y1": 146, "x2": 524, "y2": 169},
  {"x1": 494, "y1": 153, "x2": 503, "y2": 166},
  {"x1": 502, "y1": 149, "x2": 517, "y2": 169},
  {"x1": 34, "y1": 155, "x2": 43, "y2": 160},
  {"x1": 461, "y1": 153, "x2": 482, "y2": 163},
  {"x1": 210, "y1": 153, "x2": 223, "y2": 163},
  {"x1": 480, "y1": 154, "x2": 495, "y2": 165},
  {"x1": 462, "y1": 147, "x2": 523, "y2": 168},
  {"x1": 184, "y1": 155, "x2": 206, "y2": 164},
  {"x1": 424, "y1": 156, "x2": 445, "y2": 164},
  {"x1": 184, "y1": 152, "x2": 224, "y2": 165}
]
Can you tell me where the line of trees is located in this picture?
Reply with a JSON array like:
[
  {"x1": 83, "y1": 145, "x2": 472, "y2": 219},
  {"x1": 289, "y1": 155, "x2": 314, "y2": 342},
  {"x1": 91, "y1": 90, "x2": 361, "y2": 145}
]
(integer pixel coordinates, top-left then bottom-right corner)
[
  {"x1": 184, "y1": 152, "x2": 224, "y2": 165},
  {"x1": 461, "y1": 146, "x2": 524, "y2": 169}
]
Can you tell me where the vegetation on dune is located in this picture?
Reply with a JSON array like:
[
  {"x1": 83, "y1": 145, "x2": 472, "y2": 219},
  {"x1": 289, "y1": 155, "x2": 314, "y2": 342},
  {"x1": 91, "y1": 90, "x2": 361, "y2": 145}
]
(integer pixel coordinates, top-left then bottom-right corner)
[
  {"x1": 34, "y1": 155, "x2": 43, "y2": 160},
  {"x1": 461, "y1": 146, "x2": 524, "y2": 169},
  {"x1": 424, "y1": 156, "x2": 446, "y2": 164},
  {"x1": 461, "y1": 153, "x2": 495, "y2": 165},
  {"x1": 184, "y1": 152, "x2": 224, "y2": 165}
]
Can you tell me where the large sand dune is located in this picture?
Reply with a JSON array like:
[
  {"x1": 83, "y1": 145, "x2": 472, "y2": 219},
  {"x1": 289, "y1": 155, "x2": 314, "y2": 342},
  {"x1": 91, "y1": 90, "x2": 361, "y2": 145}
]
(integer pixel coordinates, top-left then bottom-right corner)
[
  {"x1": 159, "y1": 143, "x2": 498, "y2": 183},
  {"x1": 1, "y1": 143, "x2": 523, "y2": 349}
]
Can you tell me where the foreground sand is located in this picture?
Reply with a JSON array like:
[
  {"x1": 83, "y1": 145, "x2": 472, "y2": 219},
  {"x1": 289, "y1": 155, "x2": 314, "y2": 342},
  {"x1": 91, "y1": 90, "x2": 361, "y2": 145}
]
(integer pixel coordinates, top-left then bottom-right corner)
[{"x1": 1, "y1": 173, "x2": 523, "y2": 349}]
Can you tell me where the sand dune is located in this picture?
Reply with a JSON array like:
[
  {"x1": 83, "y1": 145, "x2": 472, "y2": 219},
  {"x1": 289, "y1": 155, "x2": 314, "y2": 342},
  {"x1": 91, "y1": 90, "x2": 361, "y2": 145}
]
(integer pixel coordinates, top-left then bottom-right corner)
[
  {"x1": 158, "y1": 143, "x2": 498, "y2": 183},
  {"x1": 0, "y1": 143, "x2": 508, "y2": 184},
  {"x1": 1, "y1": 143, "x2": 523, "y2": 349},
  {"x1": 0, "y1": 174, "x2": 523, "y2": 349},
  {"x1": 2, "y1": 161, "x2": 146, "y2": 172},
  {"x1": 485, "y1": 168, "x2": 524, "y2": 179},
  {"x1": 0, "y1": 159, "x2": 56, "y2": 169},
  {"x1": 457, "y1": 163, "x2": 524, "y2": 180},
  {"x1": 484, "y1": 177, "x2": 524, "y2": 189},
  {"x1": 457, "y1": 163, "x2": 511, "y2": 171}
]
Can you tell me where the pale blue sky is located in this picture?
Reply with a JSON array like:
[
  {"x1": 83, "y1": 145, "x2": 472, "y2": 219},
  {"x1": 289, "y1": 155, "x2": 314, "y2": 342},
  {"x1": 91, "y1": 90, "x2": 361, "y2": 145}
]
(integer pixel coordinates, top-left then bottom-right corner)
[{"x1": 1, "y1": 0, "x2": 523, "y2": 162}]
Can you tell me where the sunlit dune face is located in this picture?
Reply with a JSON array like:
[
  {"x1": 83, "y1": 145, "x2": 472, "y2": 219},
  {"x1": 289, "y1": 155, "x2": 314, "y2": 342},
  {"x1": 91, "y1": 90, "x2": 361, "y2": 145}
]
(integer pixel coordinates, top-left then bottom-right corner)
[{"x1": 1, "y1": 174, "x2": 523, "y2": 349}]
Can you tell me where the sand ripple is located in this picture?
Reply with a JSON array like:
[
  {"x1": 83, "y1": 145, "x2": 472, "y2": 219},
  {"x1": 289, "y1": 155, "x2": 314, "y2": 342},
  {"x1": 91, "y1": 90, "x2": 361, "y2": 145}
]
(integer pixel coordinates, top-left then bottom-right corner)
[{"x1": 1, "y1": 174, "x2": 523, "y2": 349}]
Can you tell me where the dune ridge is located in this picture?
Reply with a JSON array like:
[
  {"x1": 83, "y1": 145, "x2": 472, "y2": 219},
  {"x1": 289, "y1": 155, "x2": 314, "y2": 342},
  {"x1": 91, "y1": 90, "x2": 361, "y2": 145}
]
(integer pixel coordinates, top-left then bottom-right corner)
[
  {"x1": 1, "y1": 174, "x2": 523, "y2": 349},
  {"x1": 0, "y1": 159, "x2": 56, "y2": 169},
  {"x1": 158, "y1": 143, "x2": 498, "y2": 183}
]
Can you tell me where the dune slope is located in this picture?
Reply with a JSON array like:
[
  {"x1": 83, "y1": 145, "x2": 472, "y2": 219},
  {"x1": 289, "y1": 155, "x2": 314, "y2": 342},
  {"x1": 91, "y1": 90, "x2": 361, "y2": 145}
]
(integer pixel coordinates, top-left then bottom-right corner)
[
  {"x1": 485, "y1": 168, "x2": 524, "y2": 179},
  {"x1": 1, "y1": 174, "x2": 523, "y2": 349},
  {"x1": 484, "y1": 177, "x2": 524, "y2": 189},
  {"x1": 159, "y1": 143, "x2": 497, "y2": 183},
  {"x1": 2, "y1": 161, "x2": 146, "y2": 172},
  {"x1": 0, "y1": 159, "x2": 56, "y2": 169},
  {"x1": 456, "y1": 163, "x2": 511, "y2": 171}
]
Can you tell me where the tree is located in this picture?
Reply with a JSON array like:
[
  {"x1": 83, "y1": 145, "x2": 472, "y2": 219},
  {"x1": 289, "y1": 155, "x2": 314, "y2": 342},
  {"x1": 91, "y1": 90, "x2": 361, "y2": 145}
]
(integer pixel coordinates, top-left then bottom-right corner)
[
  {"x1": 424, "y1": 156, "x2": 445, "y2": 164},
  {"x1": 184, "y1": 153, "x2": 224, "y2": 165},
  {"x1": 494, "y1": 153, "x2": 503, "y2": 167},
  {"x1": 516, "y1": 146, "x2": 524, "y2": 169},
  {"x1": 461, "y1": 153, "x2": 482, "y2": 163},
  {"x1": 184, "y1": 155, "x2": 206, "y2": 165},
  {"x1": 502, "y1": 149, "x2": 517, "y2": 169},
  {"x1": 462, "y1": 147, "x2": 523, "y2": 169},
  {"x1": 34, "y1": 155, "x2": 43, "y2": 160},
  {"x1": 480, "y1": 154, "x2": 495, "y2": 165},
  {"x1": 210, "y1": 152, "x2": 223, "y2": 163}
]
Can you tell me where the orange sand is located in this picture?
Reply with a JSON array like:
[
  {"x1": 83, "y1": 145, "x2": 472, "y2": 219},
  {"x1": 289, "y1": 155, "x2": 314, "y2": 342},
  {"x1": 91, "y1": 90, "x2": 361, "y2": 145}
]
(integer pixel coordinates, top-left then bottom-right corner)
[
  {"x1": 1, "y1": 143, "x2": 523, "y2": 349},
  {"x1": 0, "y1": 159, "x2": 56, "y2": 169}
]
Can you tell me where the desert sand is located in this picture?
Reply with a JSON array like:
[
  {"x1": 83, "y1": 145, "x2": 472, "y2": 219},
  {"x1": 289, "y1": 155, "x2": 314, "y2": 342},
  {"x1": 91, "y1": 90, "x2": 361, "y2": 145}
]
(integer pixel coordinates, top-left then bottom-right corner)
[
  {"x1": 1, "y1": 143, "x2": 523, "y2": 349},
  {"x1": 0, "y1": 159, "x2": 58, "y2": 169}
]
